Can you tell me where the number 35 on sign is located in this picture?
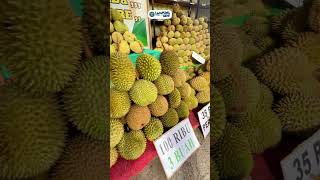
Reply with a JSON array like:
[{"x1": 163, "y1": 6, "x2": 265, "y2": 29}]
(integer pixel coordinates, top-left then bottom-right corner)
[
  {"x1": 197, "y1": 103, "x2": 210, "y2": 138},
  {"x1": 281, "y1": 129, "x2": 320, "y2": 180}
]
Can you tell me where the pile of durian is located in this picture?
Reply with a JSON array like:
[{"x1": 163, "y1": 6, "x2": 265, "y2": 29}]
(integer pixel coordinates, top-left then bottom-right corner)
[
  {"x1": 110, "y1": 50, "x2": 210, "y2": 167},
  {"x1": 154, "y1": 4, "x2": 210, "y2": 67},
  {"x1": 0, "y1": 0, "x2": 108, "y2": 179},
  {"x1": 110, "y1": 9, "x2": 144, "y2": 54},
  {"x1": 212, "y1": 0, "x2": 320, "y2": 179}
]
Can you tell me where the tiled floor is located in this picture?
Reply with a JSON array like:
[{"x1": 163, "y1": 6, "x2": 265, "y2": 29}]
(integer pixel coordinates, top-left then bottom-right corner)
[{"x1": 132, "y1": 128, "x2": 210, "y2": 180}]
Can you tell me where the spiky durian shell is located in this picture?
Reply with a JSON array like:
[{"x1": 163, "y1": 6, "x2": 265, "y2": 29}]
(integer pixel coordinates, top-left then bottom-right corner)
[
  {"x1": 288, "y1": 32, "x2": 320, "y2": 68},
  {"x1": 215, "y1": 67, "x2": 260, "y2": 117},
  {"x1": 213, "y1": 123, "x2": 253, "y2": 180},
  {"x1": 211, "y1": 87, "x2": 226, "y2": 143},
  {"x1": 83, "y1": 0, "x2": 108, "y2": 55},
  {"x1": 0, "y1": 0, "x2": 81, "y2": 96},
  {"x1": 0, "y1": 86, "x2": 66, "y2": 179},
  {"x1": 258, "y1": 83, "x2": 273, "y2": 108},
  {"x1": 143, "y1": 117, "x2": 164, "y2": 141},
  {"x1": 213, "y1": 24, "x2": 243, "y2": 82},
  {"x1": 110, "y1": 119, "x2": 124, "y2": 148},
  {"x1": 274, "y1": 95, "x2": 320, "y2": 134},
  {"x1": 63, "y1": 56, "x2": 107, "y2": 140},
  {"x1": 254, "y1": 47, "x2": 320, "y2": 96},
  {"x1": 117, "y1": 130, "x2": 147, "y2": 160},
  {"x1": 232, "y1": 108, "x2": 282, "y2": 153},
  {"x1": 51, "y1": 135, "x2": 107, "y2": 180},
  {"x1": 308, "y1": 0, "x2": 320, "y2": 32}
]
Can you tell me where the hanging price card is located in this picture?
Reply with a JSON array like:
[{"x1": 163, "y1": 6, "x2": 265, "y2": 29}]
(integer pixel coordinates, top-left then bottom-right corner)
[
  {"x1": 154, "y1": 118, "x2": 200, "y2": 179},
  {"x1": 197, "y1": 103, "x2": 210, "y2": 138},
  {"x1": 192, "y1": 51, "x2": 206, "y2": 64},
  {"x1": 281, "y1": 129, "x2": 320, "y2": 180}
]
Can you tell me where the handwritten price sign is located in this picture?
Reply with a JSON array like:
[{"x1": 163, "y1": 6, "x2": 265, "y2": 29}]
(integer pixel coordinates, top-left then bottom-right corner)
[
  {"x1": 197, "y1": 103, "x2": 210, "y2": 138},
  {"x1": 281, "y1": 129, "x2": 320, "y2": 180}
]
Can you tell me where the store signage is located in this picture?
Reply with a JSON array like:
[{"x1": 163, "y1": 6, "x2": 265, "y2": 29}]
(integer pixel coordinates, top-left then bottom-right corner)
[
  {"x1": 197, "y1": 103, "x2": 210, "y2": 138},
  {"x1": 192, "y1": 51, "x2": 206, "y2": 64},
  {"x1": 285, "y1": 0, "x2": 304, "y2": 7},
  {"x1": 148, "y1": 10, "x2": 172, "y2": 20},
  {"x1": 154, "y1": 118, "x2": 200, "y2": 179},
  {"x1": 110, "y1": 0, "x2": 151, "y2": 48},
  {"x1": 281, "y1": 129, "x2": 320, "y2": 180}
]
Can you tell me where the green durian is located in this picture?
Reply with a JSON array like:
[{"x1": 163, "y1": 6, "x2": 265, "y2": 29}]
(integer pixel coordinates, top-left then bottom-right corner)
[
  {"x1": 160, "y1": 108, "x2": 179, "y2": 128},
  {"x1": 308, "y1": 0, "x2": 320, "y2": 32},
  {"x1": 129, "y1": 80, "x2": 158, "y2": 106},
  {"x1": 0, "y1": 86, "x2": 66, "y2": 179},
  {"x1": 175, "y1": 101, "x2": 189, "y2": 119},
  {"x1": 143, "y1": 117, "x2": 164, "y2": 141},
  {"x1": 154, "y1": 74, "x2": 175, "y2": 95},
  {"x1": 63, "y1": 56, "x2": 107, "y2": 140},
  {"x1": 114, "y1": 20, "x2": 128, "y2": 33},
  {"x1": 110, "y1": 119, "x2": 125, "y2": 148},
  {"x1": 168, "y1": 88, "x2": 181, "y2": 108},
  {"x1": 110, "y1": 148, "x2": 119, "y2": 168},
  {"x1": 0, "y1": 0, "x2": 81, "y2": 96},
  {"x1": 159, "y1": 51, "x2": 180, "y2": 76},
  {"x1": 211, "y1": 87, "x2": 226, "y2": 142},
  {"x1": 111, "y1": 9, "x2": 123, "y2": 21},
  {"x1": 51, "y1": 135, "x2": 107, "y2": 179},
  {"x1": 117, "y1": 130, "x2": 147, "y2": 160},
  {"x1": 136, "y1": 54, "x2": 161, "y2": 81}
]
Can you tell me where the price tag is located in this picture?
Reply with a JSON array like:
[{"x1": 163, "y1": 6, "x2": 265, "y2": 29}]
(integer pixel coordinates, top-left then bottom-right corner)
[
  {"x1": 197, "y1": 103, "x2": 210, "y2": 138},
  {"x1": 192, "y1": 51, "x2": 206, "y2": 64},
  {"x1": 281, "y1": 129, "x2": 320, "y2": 180},
  {"x1": 154, "y1": 118, "x2": 200, "y2": 179},
  {"x1": 285, "y1": 0, "x2": 304, "y2": 7}
]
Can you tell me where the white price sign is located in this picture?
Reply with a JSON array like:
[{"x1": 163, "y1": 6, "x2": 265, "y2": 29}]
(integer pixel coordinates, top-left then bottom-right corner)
[
  {"x1": 285, "y1": 0, "x2": 304, "y2": 7},
  {"x1": 154, "y1": 118, "x2": 200, "y2": 179},
  {"x1": 281, "y1": 129, "x2": 320, "y2": 180},
  {"x1": 197, "y1": 103, "x2": 210, "y2": 138},
  {"x1": 192, "y1": 51, "x2": 206, "y2": 64}
]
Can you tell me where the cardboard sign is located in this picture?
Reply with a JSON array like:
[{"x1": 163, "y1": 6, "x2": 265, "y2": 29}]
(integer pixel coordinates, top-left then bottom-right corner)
[
  {"x1": 192, "y1": 51, "x2": 206, "y2": 64},
  {"x1": 281, "y1": 129, "x2": 320, "y2": 180},
  {"x1": 154, "y1": 118, "x2": 200, "y2": 179},
  {"x1": 110, "y1": 0, "x2": 151, "y2": 48},
  {"x1": 285, "y1": 0, "x2": 304, "y2": 7},
  {"x1": 197, "y1": 103, "x2": 210, "y2": 138}
]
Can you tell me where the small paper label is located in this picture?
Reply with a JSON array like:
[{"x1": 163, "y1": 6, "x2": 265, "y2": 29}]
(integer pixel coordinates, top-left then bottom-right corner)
[
  {"x1": 197, "y1": 103, "x2": 210, "y2": 138},
  {"x1": 281, "y1": 129, "x2": 320, "y2": 180},
  {"x1": 192, "y1": 51, "x2": 206, "y2": 64},
  {"x1": 285, "y1": 0, "x2": 304, "y2": 7},
  {"x1": 154, "y1": 118, "x2": 200, "y2": 179},
  {"x1": 148, "y1": 10, "x2": 172, "y2": 20}
]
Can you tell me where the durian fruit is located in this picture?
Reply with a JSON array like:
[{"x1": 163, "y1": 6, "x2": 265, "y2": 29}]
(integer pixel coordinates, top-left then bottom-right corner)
[
  {"x1": 190, "y1": 76, "x2": 209, "y2": 91},
  {"x1": 110, "y1": 43, "x2": 117, "y2": 54},
  {"x1": 130, "y1": 41, "x2": 144, "y2": 53},
  {"x1": 216, "y1": 67, "x2": 260, "y2": 117},
  {"x1": 288, "y1": 32, "x2": 320, "y2": 68},
  {"x1": 160, "y1": 51, "x2": 180, "y2": 76},
  {"x1": 154, "y1": 74, "x2": 175, "y2": 95},
  {"x1": 119, "y1": 40, "x2": 130, "y2": 54},
  {"x1": 110, "y1": 52, "x2": 136, "y2": 91},
  {"x1": 168, "y1": 88, "x2": 181, "y2": 108},
  {"x1": 0, "y1": 87, "x2": 66, "y2": 179},
  {"x1": 63, "y1": 56, "x2": 107, "y2": 140},
  {"x1": 0, "y1": 0, "x2": 81, "y2": 96},
  {"x1": 211, "y1": 88, "x2": 226, "y2": 143},
  {"x1": 110, "y1": 148, "x2": 119, "y2": 168},
  {"x1": 271, "y1": 9, "x2": 293, "y2": 35},
  {"x1": 254, "y1": 47, "x2": 320, "y2": 96},
  {"x1": 129, "y1": 80, "x2": 158, "y2": 106},
  {"x1": 258, "y1": 83, "x2": 273, "y2": 108},
  {"x1": 232, "y1": 108, "x2": 282, "y2": 153},
  {"x1": 126, "y1": 105, "x2": 151, "y2": 130},
  {"x1": 143, "y1": 117, "x2": 164, "y2": 141},
  {"x1": 117, "y1": 130, "x2": 147, "y2": 160},
  {"x1": 160, "y1": 108, "x2": 179, "y2": 128},
  {"x1": 213, "y1": 124, "x2": 253, "y2": 180},
  {"x1": 309, "y1": 0, "x2": 320, "y2": 32},
  {"x1": 50, "y1": 135, "x2": 107, "y2": 180},
  {"x1": 112, "y1": 32, "x2": 124, "y2": 43},
  {"x1": 114, "y1": 20, "x2": 129, "y2": 33},
  {"x1": 274, "y1": 95, "x2": 320, "y2": 134},
  {"x1": 123, "y1": 31, "x2": 136, "y2": 42},
  {"x1": 213, "y1": 24, "x2": 243, "y2": 82},
  {"x1": 175, "y1": 101, "x2": 190, "y2": 119},
  {"x1": 110, "y1": 119, "x2": 124, "y2": 148},
  {"x1": 200, "y1": 72, "x2": 210, "y2": 82},
  {"x1": 172, "y1": 69, "x2": 187, "y2": 87},
  {"x1": 136, "y1": 54, "x2": 161, "y2": 81},
  {"x1": 177, "y1": 83, "x2": 191, "y2": 99},
  {"x1": 83, "y1": 0, "x2": 108, "y2": 55},
  {"x1": 111, "y1": 9, "x2": 124, "y2": 21},
  {"x1": 196, "y1": 89, "x2": 210, "y2": 104},
  {"x1": 148, "y1": 95, "x2": 169, "y2": 117}
]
